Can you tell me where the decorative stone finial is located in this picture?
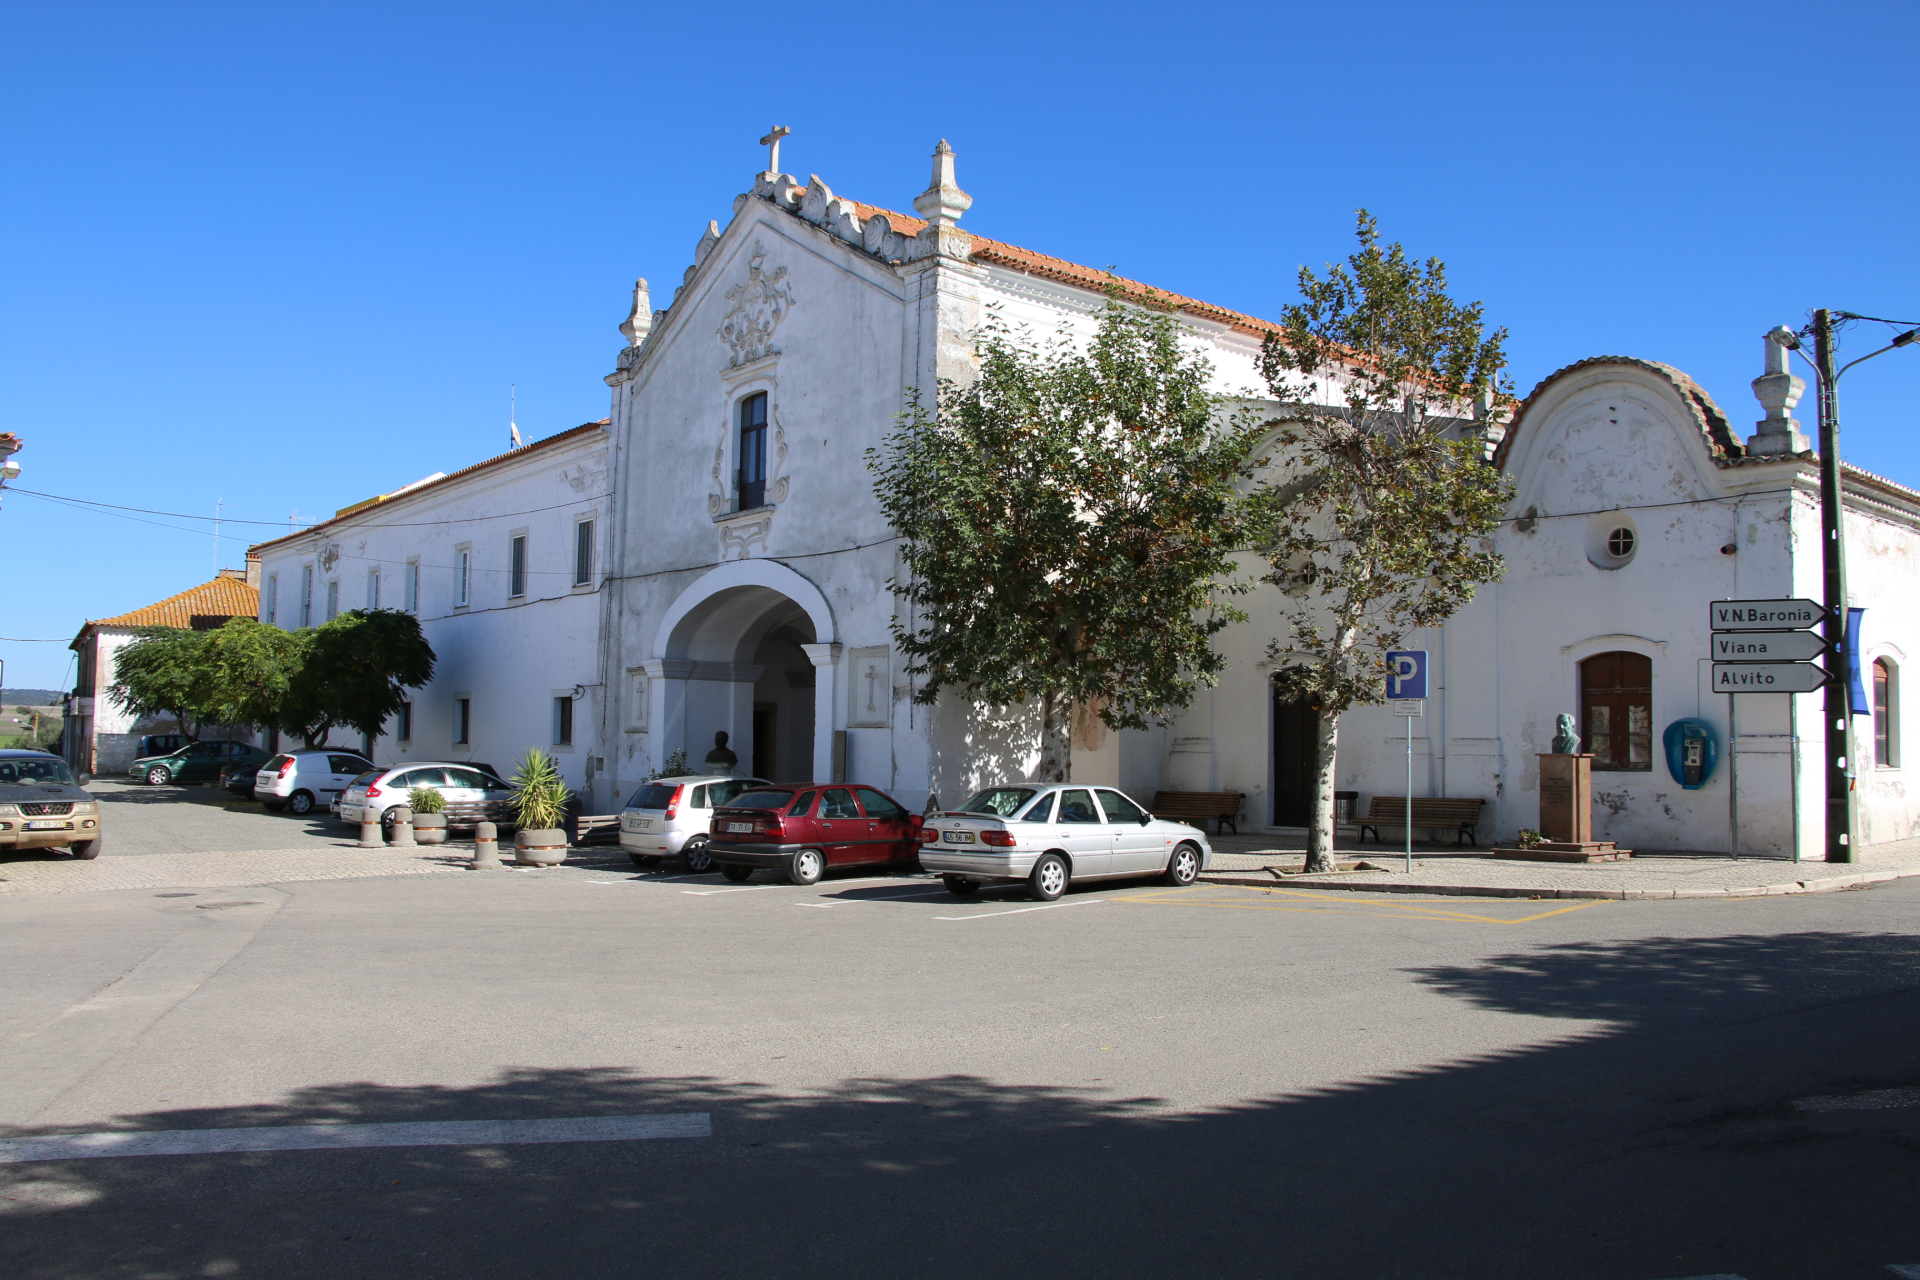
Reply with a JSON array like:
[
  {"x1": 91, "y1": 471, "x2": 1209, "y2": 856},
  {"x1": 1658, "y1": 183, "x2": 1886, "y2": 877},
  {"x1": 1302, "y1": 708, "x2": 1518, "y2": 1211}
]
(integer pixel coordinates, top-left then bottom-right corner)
[
  {"x1": 619, "y1": 279, "x2": 652, "y2": 348},
  {"x1": 1748, "y1": 325, "x2": 1811, "y2": 455},
  {"x1": 759, "y1": 126, "x2": 791, "y2": 177},
  {"x1": 912, "y1": 139, "x2": 972, "y2": 227}
]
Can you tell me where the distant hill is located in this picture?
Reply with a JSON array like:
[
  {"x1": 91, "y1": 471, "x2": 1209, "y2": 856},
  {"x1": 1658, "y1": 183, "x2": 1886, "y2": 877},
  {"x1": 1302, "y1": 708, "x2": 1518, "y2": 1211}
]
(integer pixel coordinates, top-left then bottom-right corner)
[{"x1": 1, "y1": 689, "x2": 66, "y2": 707}]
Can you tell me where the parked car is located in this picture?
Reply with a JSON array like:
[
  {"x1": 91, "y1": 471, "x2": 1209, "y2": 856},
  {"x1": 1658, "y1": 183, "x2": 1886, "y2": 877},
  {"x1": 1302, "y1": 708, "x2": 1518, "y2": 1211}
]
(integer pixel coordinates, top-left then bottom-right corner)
[
  {"x1": 339, "y1": 763, "x2": 517, "y2": 838},
  {"x1": 0, "y1": 749, "x2": 103, "y2": 859},
  {"x1": 619, "y1": 774, "x2": 770, "y2": 871},
  {"x1": 129, "y1": 739, "x2": 272, "y2": 786},
  {"x1": 219, "y1": 765, "x2": 257, "y2": 799},
  {"x1": 254, "y1": 750, "x2": 374, "y2": 815},
  {"x1": 707, "y1": 783, "x2": 923, "y2": 885},
  {"x1": 918, "y1": 784, "x2": 1210, "y2": 901}
]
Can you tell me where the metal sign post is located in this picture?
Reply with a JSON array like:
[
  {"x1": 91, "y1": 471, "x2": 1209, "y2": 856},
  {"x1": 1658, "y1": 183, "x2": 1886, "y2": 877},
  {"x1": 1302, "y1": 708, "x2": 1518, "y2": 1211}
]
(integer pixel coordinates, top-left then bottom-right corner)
[{"x1": 1386, "y1": 651, "x2": 1429, "y2": 875}]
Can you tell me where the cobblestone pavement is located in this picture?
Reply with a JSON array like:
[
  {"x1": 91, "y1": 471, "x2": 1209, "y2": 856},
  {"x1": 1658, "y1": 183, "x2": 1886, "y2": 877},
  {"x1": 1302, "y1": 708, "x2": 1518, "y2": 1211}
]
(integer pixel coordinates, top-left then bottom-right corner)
[{"x1": 1202, "y1": 831, "x2": 1920, "y2": 899}]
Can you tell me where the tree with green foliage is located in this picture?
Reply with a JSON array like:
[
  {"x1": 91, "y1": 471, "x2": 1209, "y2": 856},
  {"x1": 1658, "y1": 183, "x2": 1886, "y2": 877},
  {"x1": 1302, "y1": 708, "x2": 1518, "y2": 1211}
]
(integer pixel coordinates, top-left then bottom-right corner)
[
  {"x1": 283, "y1": 609, "x2": 436, "y2": 747},
  {"x1": 195, "y1": 617, "x2": 310, "y2": 736},
  {"x1": 870, "y1": 295, "x2": 1266, "y2": 782},
  {"x1": 1251, "y1": 211, "x2": 1515, "y2": 872},
  {"x1": 107, "y1": 627, "x2": 211, "y2": 742}
]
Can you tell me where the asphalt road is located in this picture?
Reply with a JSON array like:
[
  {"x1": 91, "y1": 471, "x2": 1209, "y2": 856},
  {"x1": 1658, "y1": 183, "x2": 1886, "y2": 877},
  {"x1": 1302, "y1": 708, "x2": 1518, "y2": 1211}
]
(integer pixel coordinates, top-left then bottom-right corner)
[{"x1": 4, "y1": 790, "x2": 1919, "y2": 1279}]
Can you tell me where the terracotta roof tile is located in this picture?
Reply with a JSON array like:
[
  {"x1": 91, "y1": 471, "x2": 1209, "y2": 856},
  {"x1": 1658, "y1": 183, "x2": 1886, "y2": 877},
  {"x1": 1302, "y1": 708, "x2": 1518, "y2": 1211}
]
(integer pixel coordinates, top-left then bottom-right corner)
[
  {"x1": 85, "y1": 575, "x2": 260, "y2": 632},
  {"x1": 849, "y1": 202, "x2": 1284, "y2": 340}
]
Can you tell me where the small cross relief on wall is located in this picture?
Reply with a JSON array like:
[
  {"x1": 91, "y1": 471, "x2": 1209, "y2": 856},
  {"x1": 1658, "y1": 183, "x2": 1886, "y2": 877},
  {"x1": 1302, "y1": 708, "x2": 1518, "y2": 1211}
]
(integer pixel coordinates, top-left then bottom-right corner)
[{"x1": 847, "y1": 647, "x2": 890, "y2": 727}]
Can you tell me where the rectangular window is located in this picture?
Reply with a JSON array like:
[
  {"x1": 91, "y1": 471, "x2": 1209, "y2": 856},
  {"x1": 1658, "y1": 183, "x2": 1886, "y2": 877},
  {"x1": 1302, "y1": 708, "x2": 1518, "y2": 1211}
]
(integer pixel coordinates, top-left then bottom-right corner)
[
  {"x1": 554, "y1": 695, "x2": 573, "y2": 747},
  {"x1": 266, "y1": 575, "x2": 278, "y2": 627},
  {"x1": 301, "y1": 565, "x2": 313, "y2": 627},
  {"x1": 454, "y1": 698, "x2": 471, "y2": 745},
  {"x1": 1874, "y1": 660, "x2": 1898, "y2": 767},
  {"x1": 738, "y1": 392, "x2": 768, "y2": 510},
  {"x1": 455, "y1": 546, "x2": 471, "y2": 607},
  {"x1": 396, "y1": 701, "x2": 412, "y2": 744},
  {"x1": 405, "y1": 560, "x2": 420, "y2": 613},
  {"x1": 574, "y1": 519, "x2": 594, "y2": 587},
  {"x1": 1580, "y1": 651, "x2": 1653, "y2": 772},
  {"x1": 368, "y1": 569, "x2": 380, "y2": 610},
  {"x1": 325, "y1": 580, "x2": 339, "y2": 622},
  {"x1": 509, "y1": 535, "x2": 527, "y2": 598}
]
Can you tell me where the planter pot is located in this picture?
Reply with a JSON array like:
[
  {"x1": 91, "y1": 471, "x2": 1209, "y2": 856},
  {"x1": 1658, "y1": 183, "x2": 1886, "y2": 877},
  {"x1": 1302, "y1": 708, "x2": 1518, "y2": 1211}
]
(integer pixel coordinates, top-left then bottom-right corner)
[
  {"x1": 412, "y1": 812, "x2": 448, "y2": 845},
  {"x1": 514, "y1": 828, "x2": 569, "y2": 866}
]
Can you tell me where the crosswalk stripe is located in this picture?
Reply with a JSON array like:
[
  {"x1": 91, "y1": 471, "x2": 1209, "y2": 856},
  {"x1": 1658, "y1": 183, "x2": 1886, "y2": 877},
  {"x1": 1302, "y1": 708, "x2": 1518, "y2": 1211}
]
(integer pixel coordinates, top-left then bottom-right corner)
[{"x1": 0, "y1": 1113, "x2": 711, "y2": 1163}]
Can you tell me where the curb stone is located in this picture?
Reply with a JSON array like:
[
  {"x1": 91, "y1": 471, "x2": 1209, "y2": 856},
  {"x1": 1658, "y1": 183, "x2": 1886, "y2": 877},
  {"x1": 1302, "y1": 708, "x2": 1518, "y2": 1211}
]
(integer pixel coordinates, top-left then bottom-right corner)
[{"x1": 1195, "y1": 867, "x2": 1913, "y2": 901}]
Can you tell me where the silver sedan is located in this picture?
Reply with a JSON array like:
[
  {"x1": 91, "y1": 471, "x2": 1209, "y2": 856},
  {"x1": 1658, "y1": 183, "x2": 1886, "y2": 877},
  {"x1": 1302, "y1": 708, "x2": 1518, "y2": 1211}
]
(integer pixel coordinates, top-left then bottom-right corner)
[{"x1": 919, "y1": 783, "x2": 1210, "y2": 901}]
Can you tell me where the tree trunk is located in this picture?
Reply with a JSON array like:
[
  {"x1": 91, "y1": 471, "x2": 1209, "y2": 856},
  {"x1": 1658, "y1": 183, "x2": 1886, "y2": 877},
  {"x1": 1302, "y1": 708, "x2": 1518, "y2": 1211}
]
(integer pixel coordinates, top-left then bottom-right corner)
[
  {"x1": 1303, "y1": 707, "x2": 1341, "y2": 874},
  {"x1": 1037, "y1": 689, "x2": 1072, "y2": 784}
]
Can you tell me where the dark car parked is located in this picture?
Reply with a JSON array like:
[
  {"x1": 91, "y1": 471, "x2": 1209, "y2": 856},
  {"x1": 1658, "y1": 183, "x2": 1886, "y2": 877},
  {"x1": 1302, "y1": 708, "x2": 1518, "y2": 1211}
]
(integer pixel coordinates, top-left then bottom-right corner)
[
  {"x1": 130, "y1": 739, "x2": 272, "y2": 786},
  {"x1": 707, "y1": 783, "x2": 923, "y2": 885}
]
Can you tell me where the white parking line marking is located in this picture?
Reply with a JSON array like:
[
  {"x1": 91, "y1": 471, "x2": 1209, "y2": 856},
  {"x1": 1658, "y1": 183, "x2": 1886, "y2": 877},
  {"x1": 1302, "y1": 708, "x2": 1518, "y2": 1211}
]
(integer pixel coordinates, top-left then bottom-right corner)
[
  {"x1": 682, "y1": 886, "x2": 772, "y2": 896},
  {"x1": 1885, "y1": 1266, "x2": 1920, "y2": 1278},
  {"x1": 934, "y1": 898, "x2": 1111, "y2": 922},
  {"x1": 0, "y1": 1113, "x2": 712, "y2": 1163}
]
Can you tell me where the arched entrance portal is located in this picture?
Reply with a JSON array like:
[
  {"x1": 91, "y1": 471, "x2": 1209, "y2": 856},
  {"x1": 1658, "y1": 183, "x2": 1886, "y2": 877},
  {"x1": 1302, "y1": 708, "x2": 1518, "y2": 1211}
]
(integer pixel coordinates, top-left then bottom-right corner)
[{"x1": 651, "y1": 561, "x2": 838, "y2": 784}]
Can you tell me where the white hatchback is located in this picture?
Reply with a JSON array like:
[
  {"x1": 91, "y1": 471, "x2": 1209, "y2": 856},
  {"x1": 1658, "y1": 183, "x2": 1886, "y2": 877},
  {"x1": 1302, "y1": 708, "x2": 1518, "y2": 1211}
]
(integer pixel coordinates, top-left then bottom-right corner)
[
  {"x1": 619, "y1": 774, "x2": 770, "y2": 872},
  {"x1": 255, "y1": 749, "x2": 373, "y2": 816},
  {"x1": 919, "y1": 784, "x2": 1211, "y2": 901}
]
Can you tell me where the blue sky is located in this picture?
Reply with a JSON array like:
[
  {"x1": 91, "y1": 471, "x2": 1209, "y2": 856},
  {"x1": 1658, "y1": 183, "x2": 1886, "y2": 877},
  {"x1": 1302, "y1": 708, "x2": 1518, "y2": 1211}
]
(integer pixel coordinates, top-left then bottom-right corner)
[{"x1": 3, "y1": 0, "x2": 1916, "y2": 690}]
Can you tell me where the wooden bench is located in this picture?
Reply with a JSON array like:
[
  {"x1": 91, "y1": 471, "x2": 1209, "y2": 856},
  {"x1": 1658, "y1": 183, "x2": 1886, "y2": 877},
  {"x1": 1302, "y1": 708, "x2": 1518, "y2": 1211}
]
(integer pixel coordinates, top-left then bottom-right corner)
[
  {"x1": 1357, "y1": 796, "x2": 1486, "y2": 847},
  {"x1": 567, "y1": 814, "x2": 623, "y2": 846},
  {"x1": 1150, "y1": 791, "x2": 1246, "y2": 835}
]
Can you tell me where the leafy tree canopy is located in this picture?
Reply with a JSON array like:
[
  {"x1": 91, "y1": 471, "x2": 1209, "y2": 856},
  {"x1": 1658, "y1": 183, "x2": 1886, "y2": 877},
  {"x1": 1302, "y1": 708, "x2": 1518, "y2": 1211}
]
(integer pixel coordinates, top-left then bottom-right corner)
[
  {"x1": 108, "y1": 627, "x2": 211, "y2": 741},
  {"x1": 870, "y1": 295, "x2": 1266, "y2": 781}
]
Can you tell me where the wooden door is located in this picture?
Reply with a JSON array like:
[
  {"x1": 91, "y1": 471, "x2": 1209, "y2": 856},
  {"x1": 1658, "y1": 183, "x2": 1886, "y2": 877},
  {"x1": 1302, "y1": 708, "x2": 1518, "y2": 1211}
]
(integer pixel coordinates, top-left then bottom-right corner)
[{"x1": 1272, "y1": 694, "x2": 1318, "y2": 826}]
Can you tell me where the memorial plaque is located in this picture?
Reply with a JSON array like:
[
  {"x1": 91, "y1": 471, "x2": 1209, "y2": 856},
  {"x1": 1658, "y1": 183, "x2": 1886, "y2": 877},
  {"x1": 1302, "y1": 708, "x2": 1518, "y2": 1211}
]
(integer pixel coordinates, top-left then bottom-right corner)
[{"x1": 1538, "y1": 753, "x2": 1592, "y2": 845}]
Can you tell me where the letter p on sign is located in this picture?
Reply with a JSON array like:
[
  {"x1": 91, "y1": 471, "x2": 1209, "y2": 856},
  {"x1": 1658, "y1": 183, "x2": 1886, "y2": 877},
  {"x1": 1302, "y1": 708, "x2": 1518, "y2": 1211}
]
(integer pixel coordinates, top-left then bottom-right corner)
[{"x1": 1386, "y1": 650, "x2": 1429, "y2": 700}]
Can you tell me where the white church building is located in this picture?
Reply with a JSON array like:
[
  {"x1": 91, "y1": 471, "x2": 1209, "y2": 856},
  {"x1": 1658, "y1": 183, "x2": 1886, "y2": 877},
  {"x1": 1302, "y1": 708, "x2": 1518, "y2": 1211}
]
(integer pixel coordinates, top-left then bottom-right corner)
[{"x1": 254, "y1": 136, "x2": 1919, "y2": 861}]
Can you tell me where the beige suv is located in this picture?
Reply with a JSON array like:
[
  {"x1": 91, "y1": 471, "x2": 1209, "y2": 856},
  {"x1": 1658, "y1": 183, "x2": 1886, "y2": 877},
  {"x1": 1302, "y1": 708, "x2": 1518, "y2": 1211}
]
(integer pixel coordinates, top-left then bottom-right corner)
[{"x1": 0, "y1": 749, "x2": 103, "y2": 859}]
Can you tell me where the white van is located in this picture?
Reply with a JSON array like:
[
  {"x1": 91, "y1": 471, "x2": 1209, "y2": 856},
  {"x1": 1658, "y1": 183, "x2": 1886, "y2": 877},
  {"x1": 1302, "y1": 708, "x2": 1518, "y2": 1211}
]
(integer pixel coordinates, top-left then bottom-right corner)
[{"x1": 256, "y1": 749, "x2": 373, "y2": 815}]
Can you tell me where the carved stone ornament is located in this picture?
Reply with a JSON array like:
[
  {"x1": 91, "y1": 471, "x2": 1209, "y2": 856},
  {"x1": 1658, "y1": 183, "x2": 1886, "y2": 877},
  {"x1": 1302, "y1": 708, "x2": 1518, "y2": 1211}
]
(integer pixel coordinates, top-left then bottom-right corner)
[
  {"x1": 319, "y1": 543, "x2": 342, "y2": 572},
  {"x1": 717, "y1": 241, "x2": 794, "y2": 368},
  {"x1": 1551, "y1": 713, "x2": 1581, "y2": 755},
  {"x1": 717, "y1": 512, "x2": 772, "y2": 560},
  {"x1": 708, "y1": 397, "x2": 791, "y2": 515}
]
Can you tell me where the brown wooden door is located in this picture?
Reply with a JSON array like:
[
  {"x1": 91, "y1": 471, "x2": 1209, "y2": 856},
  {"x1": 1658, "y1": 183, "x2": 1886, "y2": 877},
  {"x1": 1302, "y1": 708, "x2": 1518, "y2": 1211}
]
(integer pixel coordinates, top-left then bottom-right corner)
[
  {"x1": 1580, "y1": 651, "x2": 1653, "y2": 771},
  {"x1": 1272, "y1": 694, "x2": 1318, "y2": 826}
]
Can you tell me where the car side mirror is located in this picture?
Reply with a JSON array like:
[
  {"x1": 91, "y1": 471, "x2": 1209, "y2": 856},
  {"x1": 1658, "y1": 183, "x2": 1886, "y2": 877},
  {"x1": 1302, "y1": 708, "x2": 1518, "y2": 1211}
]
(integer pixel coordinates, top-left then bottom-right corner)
[
  {"x1": 77, "y1": 773, "x2": 92, "y2": 786},
  {"x1": 1139, "y1": 814, "x2": 1152, "y2": 825}
]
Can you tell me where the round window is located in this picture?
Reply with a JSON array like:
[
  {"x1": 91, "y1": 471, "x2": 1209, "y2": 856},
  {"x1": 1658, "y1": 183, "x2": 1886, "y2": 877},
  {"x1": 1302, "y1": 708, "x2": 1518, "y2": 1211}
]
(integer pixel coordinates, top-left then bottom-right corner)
[
  {"x1": 1584, "y1": 515, "x2": 1639, "y2": 569},
  {"x1": 1606, "y1": 527, "x2": 1635, "y2": 558}
]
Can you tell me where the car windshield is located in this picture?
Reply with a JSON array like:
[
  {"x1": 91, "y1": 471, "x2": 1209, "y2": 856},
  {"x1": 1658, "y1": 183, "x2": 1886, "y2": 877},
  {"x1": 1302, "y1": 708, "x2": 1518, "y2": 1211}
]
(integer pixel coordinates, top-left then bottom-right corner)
[
  {"x1": 0, "y1": 757, "x2": 77, "y2": 785},
  {"x1": 724, "y1": 789, "x2": 795, "y2": 811},
  {"x1": 349, "y1": 771, "x2": 381, "y2": 787},
  {"x1": 959, "y1": 787, "x2": 1037, "y2": 818},
  {"x1": 624, "y1": 783, "x2": 681, "y2": 811}
]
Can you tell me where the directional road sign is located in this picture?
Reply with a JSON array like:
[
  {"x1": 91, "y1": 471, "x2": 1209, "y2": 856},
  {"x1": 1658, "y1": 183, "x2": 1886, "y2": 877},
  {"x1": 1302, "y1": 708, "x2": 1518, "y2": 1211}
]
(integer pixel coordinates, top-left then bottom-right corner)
[
  {"x1": 1711, "y1": 630, "x2": 1826, "y2": 662},
  {"x1": 1385, "y1": 650, "x2": 1428, "y2": 699},
  {"x1": 1709, "y1": 599, "x2": 1822, "y2": 632},
  {"x1": 1712, "y1": 662, "x2": 1830, "y2": 693}
]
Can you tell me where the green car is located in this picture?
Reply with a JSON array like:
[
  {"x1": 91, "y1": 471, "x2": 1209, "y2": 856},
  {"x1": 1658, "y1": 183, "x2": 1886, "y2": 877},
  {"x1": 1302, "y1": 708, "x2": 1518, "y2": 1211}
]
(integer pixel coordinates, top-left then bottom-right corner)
[{"x1": 128, "y1": 739, "x2": 272, "y2": 786}]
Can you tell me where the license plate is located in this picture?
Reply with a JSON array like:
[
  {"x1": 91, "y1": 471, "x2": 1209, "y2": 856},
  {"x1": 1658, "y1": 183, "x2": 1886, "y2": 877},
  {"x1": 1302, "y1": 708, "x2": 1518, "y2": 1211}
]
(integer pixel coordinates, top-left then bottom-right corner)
[
  {"x1": 632, "y1": 818, "x2": 652, "y2": 830},
  {"x1": 941, "y1": 830, "x2": 976, "y2": 844},
  {"x1": 727, "y1": 822, "x2": 754, "y2": 833},
  {"x1": 26, "y1": 819, "x2": 66, "y2": 830}
]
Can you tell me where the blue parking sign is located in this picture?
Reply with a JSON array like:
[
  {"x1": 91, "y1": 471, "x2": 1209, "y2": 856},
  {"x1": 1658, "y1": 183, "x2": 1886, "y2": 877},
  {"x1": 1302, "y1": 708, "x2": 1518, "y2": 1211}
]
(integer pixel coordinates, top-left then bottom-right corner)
[{"x1": 1386, "y1": 650, "x2": 1428, "y2": 700}]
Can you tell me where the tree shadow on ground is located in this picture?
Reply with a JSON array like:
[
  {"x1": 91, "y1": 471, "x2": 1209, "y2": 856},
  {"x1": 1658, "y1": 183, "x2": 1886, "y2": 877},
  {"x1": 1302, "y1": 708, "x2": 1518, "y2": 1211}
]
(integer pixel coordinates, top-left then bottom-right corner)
[{"x1": 5, "y1": 931, "x2": 1920, "y2": 1279}]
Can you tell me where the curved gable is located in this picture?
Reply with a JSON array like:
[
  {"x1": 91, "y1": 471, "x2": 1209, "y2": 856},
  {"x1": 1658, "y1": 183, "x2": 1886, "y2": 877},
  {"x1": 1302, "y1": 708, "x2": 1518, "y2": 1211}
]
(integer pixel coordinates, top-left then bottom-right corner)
[{"x1": 1495, "y1": 356, "x2": 1742, "y2": 474}]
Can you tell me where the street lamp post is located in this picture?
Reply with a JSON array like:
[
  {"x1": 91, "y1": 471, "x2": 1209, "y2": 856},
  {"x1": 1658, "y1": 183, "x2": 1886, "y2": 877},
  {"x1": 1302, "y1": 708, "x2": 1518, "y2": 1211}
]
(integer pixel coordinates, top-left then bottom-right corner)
[{"x1": 1770, "y1": 312, "x2": 1919, "y2": 863}]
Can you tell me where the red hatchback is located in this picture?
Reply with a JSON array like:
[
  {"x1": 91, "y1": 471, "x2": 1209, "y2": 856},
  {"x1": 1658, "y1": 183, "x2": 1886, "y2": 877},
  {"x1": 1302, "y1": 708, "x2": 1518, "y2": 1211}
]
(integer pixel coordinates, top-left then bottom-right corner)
[{"x1": 707, "y1": 783, "x2": 924, "y2": 885}]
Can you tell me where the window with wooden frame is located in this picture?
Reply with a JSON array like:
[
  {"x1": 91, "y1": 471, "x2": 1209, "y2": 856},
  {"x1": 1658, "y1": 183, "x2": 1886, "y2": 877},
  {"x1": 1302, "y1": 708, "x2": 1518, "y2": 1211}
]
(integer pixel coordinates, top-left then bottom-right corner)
[
  {"x1": 737, "y1": 392, "x2": 768, "y2": 510},
  {"x1": 1874, "y1": 658, "x2": 1899, "y2": 767},
  {"x1": 1580, "y1": 651, "x2": 1653, "y2": 771}
]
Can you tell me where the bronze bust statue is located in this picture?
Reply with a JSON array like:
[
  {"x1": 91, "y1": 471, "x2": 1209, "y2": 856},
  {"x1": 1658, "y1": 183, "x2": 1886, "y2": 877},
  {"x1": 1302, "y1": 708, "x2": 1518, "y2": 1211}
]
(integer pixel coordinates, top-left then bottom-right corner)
[
  {"x1": 704, "y1": 730, "x2": 739, "y2": 774},
  {"x1": 1551, "y1": 713, "x2": 1581, "y2": 755}
]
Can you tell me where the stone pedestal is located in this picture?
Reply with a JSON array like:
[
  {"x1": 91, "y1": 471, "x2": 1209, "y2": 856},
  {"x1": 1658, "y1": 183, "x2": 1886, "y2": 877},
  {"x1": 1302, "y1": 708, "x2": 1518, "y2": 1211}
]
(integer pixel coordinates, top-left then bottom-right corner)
[{"x1": 1493, "y1": 753, "x2": 1633, "y2": 862}]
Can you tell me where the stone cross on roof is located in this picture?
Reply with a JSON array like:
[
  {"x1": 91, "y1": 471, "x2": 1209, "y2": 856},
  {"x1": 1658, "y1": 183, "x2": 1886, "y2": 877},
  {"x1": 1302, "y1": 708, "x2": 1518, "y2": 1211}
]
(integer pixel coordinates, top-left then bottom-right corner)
[{"x1": 759, "y1": 126, "x2": 791, "y2": 175}]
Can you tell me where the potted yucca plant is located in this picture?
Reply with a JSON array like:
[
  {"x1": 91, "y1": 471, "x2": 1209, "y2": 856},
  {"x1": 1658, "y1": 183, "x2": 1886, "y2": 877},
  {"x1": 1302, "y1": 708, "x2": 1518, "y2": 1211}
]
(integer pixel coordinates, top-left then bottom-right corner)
[
  {"x1": 510, "y1": 747, "x2": 571, "y2": 865},
  {"x1": 408, "y1": 785, "x2": 448, "y2": 844}
]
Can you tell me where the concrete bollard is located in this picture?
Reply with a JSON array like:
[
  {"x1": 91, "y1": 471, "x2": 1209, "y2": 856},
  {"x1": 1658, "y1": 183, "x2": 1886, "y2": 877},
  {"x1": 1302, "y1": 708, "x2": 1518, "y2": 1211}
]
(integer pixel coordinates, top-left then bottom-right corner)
[
  {"x1": 388, "y1": 805, "x2": 416, "y2": 847},
  {"x1": 358, "y1": 811, "x2": 384, "y2": 848},
  {"x1": 469, "y1": 821, "x2": 502, "y2": 870}
]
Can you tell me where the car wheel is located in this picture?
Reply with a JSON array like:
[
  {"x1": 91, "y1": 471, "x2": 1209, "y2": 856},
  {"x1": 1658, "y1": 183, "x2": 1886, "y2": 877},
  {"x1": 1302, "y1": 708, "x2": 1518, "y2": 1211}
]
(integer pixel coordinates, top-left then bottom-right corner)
[
  {"x1": 682, "y1": 838, "x2": 715, "y2": 874},
  {"x1": 627, "y1": 853, "x2": 662, "y2": 868},
  {"x1": 380, "y1": 809, "x2": 399, "y2": 841},
  {"x1": 262, "y1": 800, "x2": 286, "y2": 813},
  {"x1": 68, "y1": 837, "x2": 101, "y2": 860},
  {"x1": 145, "y1": 766, "x2": 171, "y2": 786},
  {"x1": 288, "y1": 790, "x2": 315, "y2": 816},
  {"x1": 1028, "y1": 853, "x2": 1068, "y2": 902},
  {"x1": 719, "y1": 863, "x2": 754, "y2": 883},
  {"x1": 941, "y1": 874, "x2": 980, "y2": 898},
  {"x1": 788, "y1": 848, "x2": 824, "y2": 886},
  {"x1": 1164, "y1": 842, "x2": 1201, "y2": 887}
]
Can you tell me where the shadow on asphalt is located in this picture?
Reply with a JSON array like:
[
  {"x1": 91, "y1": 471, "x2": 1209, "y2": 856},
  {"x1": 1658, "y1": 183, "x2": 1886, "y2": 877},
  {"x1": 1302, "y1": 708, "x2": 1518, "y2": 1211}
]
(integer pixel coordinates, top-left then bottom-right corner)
[{"x1": 5, "y1": 928, "x2": 1920, "y2": 1278}]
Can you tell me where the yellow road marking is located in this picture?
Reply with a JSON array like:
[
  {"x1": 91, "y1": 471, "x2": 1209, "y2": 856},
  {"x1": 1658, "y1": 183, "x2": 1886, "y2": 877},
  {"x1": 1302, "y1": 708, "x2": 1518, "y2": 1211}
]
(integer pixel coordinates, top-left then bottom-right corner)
[{"x1": 1113, "y1": 884, "x2": 1608, "y2": 924}]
